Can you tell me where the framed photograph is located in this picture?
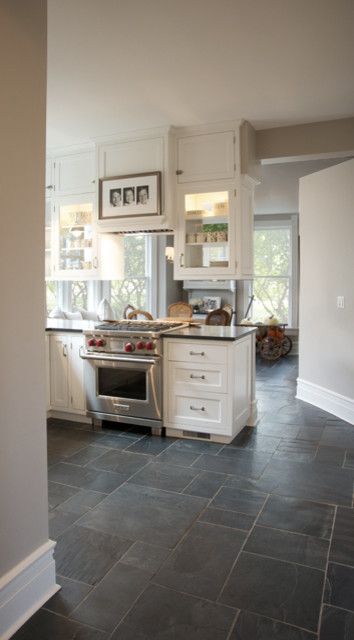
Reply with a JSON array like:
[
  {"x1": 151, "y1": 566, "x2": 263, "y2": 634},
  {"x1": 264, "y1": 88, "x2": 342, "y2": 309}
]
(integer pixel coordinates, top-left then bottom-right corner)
[
  {"x1": 99, "y1": 171, "x2": 161, "y2": 219},
  {"x1": 203, "y1": 296, "x2": 221, "y2": 311}
]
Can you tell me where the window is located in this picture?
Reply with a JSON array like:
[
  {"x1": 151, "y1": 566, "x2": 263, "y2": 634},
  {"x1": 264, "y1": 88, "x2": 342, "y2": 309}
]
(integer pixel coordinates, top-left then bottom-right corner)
[
  {"x1": 45, "y1": 235, "x2": 155, "y2": 318},
  {"x1": 109, "y1": 235, "x2": 154, "y2": 318},
  {"x1": 253, "y1": 215, "x2": 298, "y2": 327}
]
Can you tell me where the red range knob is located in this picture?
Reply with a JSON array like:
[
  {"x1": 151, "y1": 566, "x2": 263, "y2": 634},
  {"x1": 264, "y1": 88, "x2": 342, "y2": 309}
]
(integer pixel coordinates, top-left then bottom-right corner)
[
  {"x1": 124, "y1": 342, "x2": 134, "y2": 353},
  {"x1": 145, "y1": 341, "x2": 154, "y2": 351},
  {"x1": 96, "y1": 339, "x2": 105, "y2": 347},
  {"x1": 88, "y1": 338, "x2": 96, "y2": 347},
  {"x1": 136, "y1": 341, "x2": 145, "y2": 350}
]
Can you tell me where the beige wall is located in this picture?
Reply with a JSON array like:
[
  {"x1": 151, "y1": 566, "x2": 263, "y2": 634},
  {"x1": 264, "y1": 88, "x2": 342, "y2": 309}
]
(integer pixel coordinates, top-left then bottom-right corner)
[
  {"x1": 298, "y1": 159, "x2": 354, "y2": 408},
  {"x1": 0, "y1": 1, "x2": 48, "y2": 575},
  {"x1": 257, "y1": 118, "x2": 354, "y2": 161}
]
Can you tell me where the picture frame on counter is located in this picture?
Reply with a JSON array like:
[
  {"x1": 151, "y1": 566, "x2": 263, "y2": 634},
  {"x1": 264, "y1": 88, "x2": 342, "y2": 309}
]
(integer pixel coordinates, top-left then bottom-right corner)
[{"x1": 99, "y1": 171, "x2": 161, "y2": 219}]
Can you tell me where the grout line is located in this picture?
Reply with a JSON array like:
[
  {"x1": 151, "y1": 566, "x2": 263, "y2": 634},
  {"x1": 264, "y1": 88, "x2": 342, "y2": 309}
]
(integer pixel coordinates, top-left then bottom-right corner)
[
  {"x1": 322, "y1": 602, "x2": 354, "y2": 615},
  {"x1": 39, "y1": 606, "x2": 110, "y2": 633},
  {"x1": 240, "y1": 549, "x2": 326, "y2": 572},
  {"x1": 216, "y1": 493, "x2": 270, "y2": 603},
  {"x1": 225, "y1": 609, "x2": 241, "y2": 640},
  {"x1": 317, "y1": 504, "x2": 338, "y2": 635}
]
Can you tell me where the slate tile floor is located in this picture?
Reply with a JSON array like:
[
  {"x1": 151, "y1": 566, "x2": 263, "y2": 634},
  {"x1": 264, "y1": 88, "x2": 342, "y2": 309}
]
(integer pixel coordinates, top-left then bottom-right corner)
[{"x1": 14, "y1": 357, "x2": 354, "y2": 640}]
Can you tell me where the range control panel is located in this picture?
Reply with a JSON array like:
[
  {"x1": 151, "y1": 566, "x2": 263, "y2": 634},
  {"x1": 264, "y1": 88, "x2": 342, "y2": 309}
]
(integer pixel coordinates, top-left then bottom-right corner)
[{"x1": 85, "y1": 334, "x2": 158, "y2": 355}]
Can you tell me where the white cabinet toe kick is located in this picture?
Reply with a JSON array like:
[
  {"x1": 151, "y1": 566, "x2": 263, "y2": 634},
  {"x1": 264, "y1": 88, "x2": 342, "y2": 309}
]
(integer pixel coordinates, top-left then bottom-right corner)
[{"x1": 163, "y1": 334, "x2": 257, "y2": 443}]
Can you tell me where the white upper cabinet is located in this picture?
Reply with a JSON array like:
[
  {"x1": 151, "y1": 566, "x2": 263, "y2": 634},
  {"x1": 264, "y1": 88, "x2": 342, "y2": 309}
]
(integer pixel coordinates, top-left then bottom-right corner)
[
  {"x1": 176, "y1": 130, "x2": 236, "y2": 183},
  {"x1": 54, "y1": 150, "x2": 95, "y2": 195},
  {"x1": 45, "y1": 159, "x2": 54, "y2": 194},
  {"x1": 97, "y1": 128, "x2": 176, "y2": 232},
  {"x1": 174, "y1": 121, "x2": 258, "y2": 280}
]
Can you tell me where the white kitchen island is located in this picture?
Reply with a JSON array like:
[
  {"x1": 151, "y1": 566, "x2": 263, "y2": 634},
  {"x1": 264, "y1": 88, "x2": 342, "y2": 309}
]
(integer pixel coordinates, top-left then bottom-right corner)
[{"x1": 162, "y1": 325, "x2": 257, "y2": 443}]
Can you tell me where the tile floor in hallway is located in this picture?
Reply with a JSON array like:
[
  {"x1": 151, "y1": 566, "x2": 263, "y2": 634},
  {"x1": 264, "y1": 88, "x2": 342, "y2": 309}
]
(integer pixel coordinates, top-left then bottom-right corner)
[{"x1": 13, "y1": 357, "x2": 354, "y2": 639}]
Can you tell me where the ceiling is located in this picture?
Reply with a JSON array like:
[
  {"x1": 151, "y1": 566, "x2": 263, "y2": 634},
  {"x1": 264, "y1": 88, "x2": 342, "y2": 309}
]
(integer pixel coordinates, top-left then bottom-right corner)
[{"x1": 47, "y1": 0, "x2": 354, "y2": 148}]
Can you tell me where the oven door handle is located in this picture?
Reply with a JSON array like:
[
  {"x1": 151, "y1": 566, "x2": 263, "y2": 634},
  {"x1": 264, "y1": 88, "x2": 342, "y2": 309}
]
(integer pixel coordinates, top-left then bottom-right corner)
[{"x1": 79, "y1": 347, "x2": 158, "y2": 366}]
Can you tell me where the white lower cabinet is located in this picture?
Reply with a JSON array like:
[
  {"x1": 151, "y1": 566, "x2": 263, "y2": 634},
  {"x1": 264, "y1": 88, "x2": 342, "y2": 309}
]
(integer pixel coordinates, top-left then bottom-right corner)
[
  {"x1": 163, "y1": 336, "x2": 254, "y2": 442},
  {"x1": 49, "y1": 333, "x2": 86, "y2": 415}
]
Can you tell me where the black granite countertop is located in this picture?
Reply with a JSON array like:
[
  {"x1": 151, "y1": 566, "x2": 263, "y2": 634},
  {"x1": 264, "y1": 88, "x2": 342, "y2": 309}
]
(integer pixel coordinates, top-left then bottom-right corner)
[
  {"x1": 46, "y1": 319, "x2": 97, "y2": 332},
  {"x1": 162, "y1": 325, "x2": 256, "y2": 341}
]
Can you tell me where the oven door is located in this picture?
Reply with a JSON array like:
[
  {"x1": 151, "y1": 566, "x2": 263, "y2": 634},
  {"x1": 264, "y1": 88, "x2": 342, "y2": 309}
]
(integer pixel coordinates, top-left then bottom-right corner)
[{"x1": 80, "y1": 351, "x2": 162, "y2": 424}]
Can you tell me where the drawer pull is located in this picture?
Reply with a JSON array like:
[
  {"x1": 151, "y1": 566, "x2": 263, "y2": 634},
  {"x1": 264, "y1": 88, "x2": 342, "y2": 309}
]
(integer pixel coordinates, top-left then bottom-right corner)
[
  {"x1": 190, "y1": 374, "x2": 205, "y2": 380},
  {"x1": 189, "y1": 351, "x2": 205, "y2": 356},
  {"x1": 190, "y1": 405, "x2": 205, "y2": 411}
]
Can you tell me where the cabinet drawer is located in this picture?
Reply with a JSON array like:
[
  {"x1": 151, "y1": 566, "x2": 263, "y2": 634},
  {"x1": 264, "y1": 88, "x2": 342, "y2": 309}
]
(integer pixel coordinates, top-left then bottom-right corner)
[
  {"x1": 170, "y1": 362, "x2": 227, "y2": 393},
  {"x1": 167, "y1": 341, "x2": 227, "y2": 364},
  {"x1": 169, "y1": 393, "x2": 229, "y2": 433}
]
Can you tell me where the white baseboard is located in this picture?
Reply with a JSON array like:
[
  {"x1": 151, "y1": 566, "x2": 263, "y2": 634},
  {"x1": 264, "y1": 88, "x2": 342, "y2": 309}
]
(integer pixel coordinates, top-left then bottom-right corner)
[
  {"x1": 296, "y1": 378, "x2": 354, "y2": 425},
  {"x1": 0, "y1": 540, "x2": 59, "y2": 640}
]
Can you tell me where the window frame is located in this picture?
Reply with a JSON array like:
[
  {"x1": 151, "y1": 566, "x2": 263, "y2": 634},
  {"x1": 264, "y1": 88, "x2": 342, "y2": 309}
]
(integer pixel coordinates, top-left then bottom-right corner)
[{"x1": 253, "y1": 214, "x2": 299, "y2": 328}]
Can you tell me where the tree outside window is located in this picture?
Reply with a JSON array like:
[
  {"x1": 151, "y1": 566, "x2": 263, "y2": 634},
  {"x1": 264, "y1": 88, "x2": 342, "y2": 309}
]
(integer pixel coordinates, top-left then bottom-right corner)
[
  {"x1": 253, "y1": 219, "x2": 296, "y2": 325},
  {"x1": 110, "y1": 235, "x2": 150, "y2": 318}
]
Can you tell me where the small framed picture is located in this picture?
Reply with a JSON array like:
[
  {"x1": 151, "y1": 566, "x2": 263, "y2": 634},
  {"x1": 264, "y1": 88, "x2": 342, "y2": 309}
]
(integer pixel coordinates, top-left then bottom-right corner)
[
  {"x1": 99, "y1": 171, "x2": 161, "y2": 219},
  {"x1": 203, "y1": 296, "x2": 221, "y2": 311}
]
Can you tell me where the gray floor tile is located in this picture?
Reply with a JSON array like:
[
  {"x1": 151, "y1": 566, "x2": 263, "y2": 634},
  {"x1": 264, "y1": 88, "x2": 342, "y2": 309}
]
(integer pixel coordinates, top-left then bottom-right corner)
[
  {"x1": 170, "y1": 438, "x2": 223, "y2": 454},
  {"x1": 128, "y1": 461, "x2": 200, "y2": 492},
  {"x1": 125, "y1": 435, "x2": 175, "y2": 455},
  {"x1": 220, "y1": 552, "x2": 324, "y2": 632},
  {"x1": 12, "y1": 608, "x2": 107, "y2": 639},
  {"x1": 245, "y1": 525, "x2": 329, "y2": 569},
  {"x1": 330, "y1": 507, "x2": 354, "y2": 566},
  {"x1": 110, "y1": 583, "x2": 236, "y2": 639},
  {"x1": 87, "y1": 449, "x2": 149, "y2": 476},
  {"x1": 344, "y1": 449, "x2": 354, "y2": 468},
  {"x1": 258, "y1": 495, "x2": 335, "y2": 539},
  {"x1": 48, "y1": 462, "x2": 127, "y2": 493},
  {"x1": 230, "y1": 429, "x2": 281, "y2": 453},
  {"x1": 48, "y1": 481, "x2": 79, "y2": 510},
  {"x1": 120, "y1": 541, "x2": 170, "y2": 574},
  {"x1": 182, "y1": 471, "x2": 227, "y2": 498},
  {"x1": 155, "y1": 447, "x2": 201, "y2": 466},
  {"x1": 94, "y1": 434, "x2": 139, "y2": 450},
  {"x1": 231, "y1": 610, "x2": 316, "y2": 639},
  {"x1": 44, "y1": 576, "x2": 92, "y2": 616},
  {"x1": 320, "y1": 605, "x2": 354, "y2": 639},
  {"x1": 321, "y1": 426, "x2": 354, "y2": 449},
  {"x1": 324, "y1": 562, "x2": 354, "y2": 611},
  {"x1": 57, "y1": 489, "x2": 106, "y2": 516},
  {"x1": 79, "y1": 483, "x2": 208, "y2": 548},
  {"x1": 297, "y1": 426, "x2": 324, "y2": 442},
  {"x1": 49, "y1": 509, "x2": 81, "y2": 539},
  {"x1": 256, "y1": 459, "x2": 354, "y2": 506},
  {"x1": 199, "y1": 506, "x2": 255, "y2": 531},
  {"x1": 192, "y1": 450, "x2": 270, "y2": 479},
  {"x1": 315, "y1": 445, "x2": 346, "y2": 467},
  {"x1": 71, "y1": 563, "x2": 151, "y2": 632},
  {"x1": 66, "y1": 445, "x2": 111, "y2": 466},
  {"x1": 55, "y1": 524, "x2": 132, "y2": 585},
  {"x1": 211, "y1": 486, "x2": 267, "y2": 516},
  {"x1": 154, "y1": 521, "x2": 245, "y2": 600}
]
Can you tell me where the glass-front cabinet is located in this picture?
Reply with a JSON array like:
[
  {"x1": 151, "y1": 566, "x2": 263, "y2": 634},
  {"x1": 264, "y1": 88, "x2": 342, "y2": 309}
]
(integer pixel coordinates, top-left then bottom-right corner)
[
  {"x1": 174, "y1": 185, "x2": 236, "y2": 279},
  {"x1": 53, "y1": 195, "x2": 98, "y2": 279}
]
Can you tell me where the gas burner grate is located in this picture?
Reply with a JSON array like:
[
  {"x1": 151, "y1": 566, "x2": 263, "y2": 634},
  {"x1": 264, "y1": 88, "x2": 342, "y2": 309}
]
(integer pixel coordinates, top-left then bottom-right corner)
[{"x1": 94, "y1": 320, "x2": 185, "y2": 333}]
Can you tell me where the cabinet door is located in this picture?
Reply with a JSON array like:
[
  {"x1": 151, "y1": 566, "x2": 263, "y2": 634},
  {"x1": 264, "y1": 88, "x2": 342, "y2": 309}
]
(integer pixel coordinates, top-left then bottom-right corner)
[
  {"x1": 69, "y1": 336, "x2": 86, "y2": 412},
  {"x1": 46, "y1": 159, "x2": 54, "y2": 194},
  {"x1": 50, "y1": 335, "x2": 69, "y2": 409},
  {"x1": 177, "y1": 131, "x2": 235, "y2": 183},
  {"x1": 53, "y1": 195, "x2": 98, "y2": 280},
  {"x1": 174, "y1": 185, "x2": 236, "y2": 279},
  {"x1": 54, "y1": 151, "x2": 95, "y2": 195},
  {"x1": 99, "y1": 137, "x2": 164, "y2": 178}
]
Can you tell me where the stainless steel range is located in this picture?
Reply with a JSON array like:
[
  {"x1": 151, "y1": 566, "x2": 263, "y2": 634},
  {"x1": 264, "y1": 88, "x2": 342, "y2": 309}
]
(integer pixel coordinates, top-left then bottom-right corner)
[{"x1": 80, "y1": 320, "x2": 185, "y2": 433}]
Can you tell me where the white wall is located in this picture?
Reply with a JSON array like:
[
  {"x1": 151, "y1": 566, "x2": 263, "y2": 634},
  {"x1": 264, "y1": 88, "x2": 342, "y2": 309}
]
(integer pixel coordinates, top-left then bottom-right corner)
[
  {"x1": 255, "y1": 158, "x2": 348, "y2": 214},
  {"x1": 0, "y1": 3, "x2": 56, "y2": 636},
  {"x1": 297, "y1": 159, "x2": 354, "y2": 423}
]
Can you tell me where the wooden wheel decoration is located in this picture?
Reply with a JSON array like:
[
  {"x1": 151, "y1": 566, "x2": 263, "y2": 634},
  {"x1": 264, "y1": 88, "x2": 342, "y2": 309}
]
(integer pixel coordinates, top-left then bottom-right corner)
[
  {"x1": 281, "y1": 335, "x2": 293, "y2": 356},
  {"x1": 260, "y1": 337, "x2": 282, "y2": 361}
]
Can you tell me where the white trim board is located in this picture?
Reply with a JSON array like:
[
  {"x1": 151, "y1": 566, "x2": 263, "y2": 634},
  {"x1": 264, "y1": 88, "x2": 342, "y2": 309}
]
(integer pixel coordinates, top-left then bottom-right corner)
[
  {"x1": 296, "y1": 378, "x2": 354, "y2": 425},
  {"x1": 0, "y1": 540, "x2": 59, "y2": 640}
]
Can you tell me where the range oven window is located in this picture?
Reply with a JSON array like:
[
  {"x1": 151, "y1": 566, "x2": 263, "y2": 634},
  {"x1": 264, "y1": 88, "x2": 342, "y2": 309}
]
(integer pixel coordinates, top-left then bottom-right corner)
[{"x1": 98, "y1": 367, "x2": 146, "y2": 401}]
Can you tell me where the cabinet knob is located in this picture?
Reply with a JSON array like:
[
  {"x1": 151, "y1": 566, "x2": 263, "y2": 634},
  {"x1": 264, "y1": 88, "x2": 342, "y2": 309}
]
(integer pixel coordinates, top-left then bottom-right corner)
[
  {"x1": 46, "y1": 185, "x2": 54, "y2": 190},
  {"x1": 176, "y1": 169, "x2": 183, "y2": 175}
]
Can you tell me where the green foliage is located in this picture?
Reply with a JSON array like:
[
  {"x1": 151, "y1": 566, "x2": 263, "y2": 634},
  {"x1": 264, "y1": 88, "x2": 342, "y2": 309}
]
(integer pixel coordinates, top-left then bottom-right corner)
[
  {"x1": 253, "y1": 227, "x2": 291, "y2": 323},
  {"x1": 110, "y1": 235, "x2": 148, "y2": 318}
]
